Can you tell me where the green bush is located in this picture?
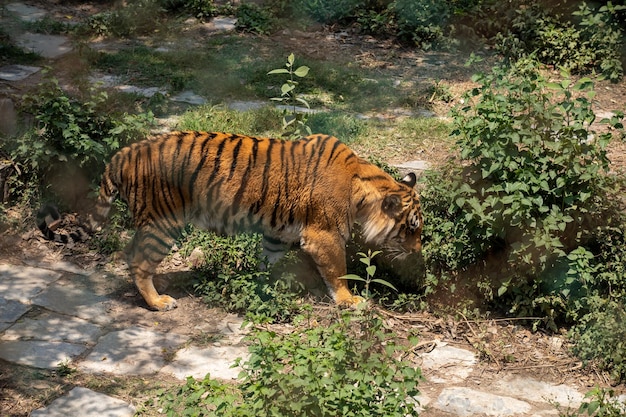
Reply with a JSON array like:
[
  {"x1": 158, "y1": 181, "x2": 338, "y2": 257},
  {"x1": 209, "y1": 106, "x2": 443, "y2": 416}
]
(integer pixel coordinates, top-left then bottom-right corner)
[
  {"x1": 237, "y1": 309, "x2": 421, "y2": 417},
  {"x1": 236, "y1": 3, "x2": 274, "y2": 35},
  {"x1": 184, "y1": 229, "x2": 303, "y2": 323},
  {"x1": 421, "y1": 58, "x2": 626, "y2": 380},
  {"x1": 157, "y1": 308, "x2": 422, "y2": 417},
  {"x1": 495, "y1": 1, "x2": 625, "y2": 81},
  {"x1": 393, "y1": 0, "x2": 453, "y2": 49},
  {"x1": 8, "y1": 76, "x2": 153, "y2": 197},
  {"x1": 183, "y1": 0, "x2": 217, "y2": 20}
]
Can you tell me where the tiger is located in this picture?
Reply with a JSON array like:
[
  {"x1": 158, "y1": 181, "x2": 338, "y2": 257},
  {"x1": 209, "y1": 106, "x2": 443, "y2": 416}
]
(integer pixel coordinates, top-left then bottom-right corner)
[{"x1": 41, "y1": 131, "x2": 423, "y2": 311}]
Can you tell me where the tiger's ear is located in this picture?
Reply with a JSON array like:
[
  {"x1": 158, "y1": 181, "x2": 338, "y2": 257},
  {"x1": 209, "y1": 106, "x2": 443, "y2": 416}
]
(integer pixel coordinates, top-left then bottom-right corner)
[
  {"x1": 382, "y1": 194, "x2": 402, "y2": 214},
  {"x1": 401, "y1": 173, "x2": 417, "y2": 188}
]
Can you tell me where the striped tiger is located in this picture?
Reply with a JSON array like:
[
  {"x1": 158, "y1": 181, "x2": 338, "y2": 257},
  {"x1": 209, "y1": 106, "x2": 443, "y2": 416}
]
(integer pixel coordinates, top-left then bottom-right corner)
[{"x1": 46, "y1": 131, "x2": 423, "y2": 311}]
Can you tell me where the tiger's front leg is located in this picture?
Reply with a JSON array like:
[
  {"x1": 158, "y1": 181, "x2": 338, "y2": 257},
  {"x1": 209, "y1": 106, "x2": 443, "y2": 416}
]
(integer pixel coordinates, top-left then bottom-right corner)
[
  {"x1": 126, "y1": 227, "x2": 179, "y2": 311},
  {"x1": 301, "y1": 229, "x2": 365, "y2": 306}
]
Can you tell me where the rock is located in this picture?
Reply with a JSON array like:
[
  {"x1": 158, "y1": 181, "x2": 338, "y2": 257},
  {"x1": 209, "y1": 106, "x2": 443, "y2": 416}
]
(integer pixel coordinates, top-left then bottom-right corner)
[
  {"x1": 434, "y1": 387, "x2": 532, "y2": 416},
  {"x1": 30, "y1": 387, "x2": 135, "y2": 417}
]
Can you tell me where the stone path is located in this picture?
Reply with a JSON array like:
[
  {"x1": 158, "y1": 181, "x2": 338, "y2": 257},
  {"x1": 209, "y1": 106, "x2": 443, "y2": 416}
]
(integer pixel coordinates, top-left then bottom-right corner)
[
  {"x1": 0, "y1": 261, "x2": 613, "y2": 417},
  {"x1": 0, "y1": 261, "x2": 250, "y2": 416}
]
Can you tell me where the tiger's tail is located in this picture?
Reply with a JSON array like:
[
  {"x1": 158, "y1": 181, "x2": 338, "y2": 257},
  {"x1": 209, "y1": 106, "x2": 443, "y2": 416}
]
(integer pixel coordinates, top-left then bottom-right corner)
[
  {"x1": 37, "y1": 163, "x2": 120, "y2": 243},
  {"x1": 36, "y1": 204, "x2": 90, "y2": 244}
]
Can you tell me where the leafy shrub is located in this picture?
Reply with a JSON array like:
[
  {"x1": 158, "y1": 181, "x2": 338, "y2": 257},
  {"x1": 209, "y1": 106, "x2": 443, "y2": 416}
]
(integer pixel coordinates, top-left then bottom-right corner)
[
  {"x1": 420, "y1": 58, "x2": 626, "y2": 379},
  {"x1": 184, "y1": 229, "x2": 303, "y2": 323},
  {"x1": 447, "y1": 60, "x2": 626, "y2": 323},
  {"x1": 182, "y1": 0, "x2": 217, "y2": 20},
  {"x1": 393, "y1": 0, "x2": 453, "y2": 49},
  {"x1": 495, "y1": 1, "x2": 625, "y2": 81},
  {"x1": 236, "y1": 3, "x2": 274, "y2": 35},
  {"x1": 292, "y1": 0, "x2": 365, "y2": 24},
  {"x1": 157, "y1": 308, "x2": 422, "y2": 417},
  {"x1": 9, "y1": 76, "x2": 154, "y2": 197},
  {"x1": 268, "y1": 53, "x2": 312, "y2": 138},
  {"x1": 571, "y1": 302, "x2": 626, "y2": 382},
  {"x1": 238, "y1": 309, "x2": 421, "y2": 417}
]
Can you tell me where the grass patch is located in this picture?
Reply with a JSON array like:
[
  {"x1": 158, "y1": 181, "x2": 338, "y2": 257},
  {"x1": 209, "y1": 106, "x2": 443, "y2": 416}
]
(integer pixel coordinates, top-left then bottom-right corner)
[
  {"x1": 175, "y1": 104, "x2": 283, "y2": 136},
  {"x1": 87, "y1": 32, "x2": 429, "y2": 114}
]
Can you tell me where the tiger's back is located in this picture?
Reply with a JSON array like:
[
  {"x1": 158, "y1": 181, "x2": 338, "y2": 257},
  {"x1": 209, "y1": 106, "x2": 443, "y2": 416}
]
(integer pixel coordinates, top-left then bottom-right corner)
[{"x1": 90, "y1": 131, "x2": 422, "y2": 311}]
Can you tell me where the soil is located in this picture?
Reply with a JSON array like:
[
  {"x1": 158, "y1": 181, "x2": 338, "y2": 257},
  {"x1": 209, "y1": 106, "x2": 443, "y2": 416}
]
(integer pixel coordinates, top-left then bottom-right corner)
[{"x1": 1, "y1": 1, "x2": 626, "y2": 416}]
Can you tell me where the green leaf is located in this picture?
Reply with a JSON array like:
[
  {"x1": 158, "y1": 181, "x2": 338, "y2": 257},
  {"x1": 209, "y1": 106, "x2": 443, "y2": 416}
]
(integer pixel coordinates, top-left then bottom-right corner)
[
  {"x1": 371, "y1": 278, "x2": 398, "y2": 292},
  {"x1": 294, "y1": 66, "x2": 310, "y2": 78},
  {"x1": 339, "y1": 274, "x2": 366, "y2": 282},
  {"x1": 267, "y1": 68, "x2": 290, "y2": 75},
  {"x1": 281, "y1": 83, "x2": 295, "y2": 95}
]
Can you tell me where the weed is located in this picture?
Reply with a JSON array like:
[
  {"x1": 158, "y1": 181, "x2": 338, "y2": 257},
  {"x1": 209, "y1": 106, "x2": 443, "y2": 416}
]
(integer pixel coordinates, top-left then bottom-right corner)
[
  {"x1": 75, "y1": 0, "x2": 168, "y2": 38},
  {"x1": 429, "y1": 80, "x2": 453, "y2": 103},
  {"x1": 268, "y1": 53, "x2": 312, "y2": 137},
  {"x1": 156, "y1": 308, "x2": 422, "y2": 417},
  {"x1": 55, "y1": 360, "x2": 76, "y2": 377},
  {"x1": 292, "y1": 0, "x2": 364, "y2": 24},
  {"x1": 340, "y1": 250, "x2": 399, "y2": 299}
]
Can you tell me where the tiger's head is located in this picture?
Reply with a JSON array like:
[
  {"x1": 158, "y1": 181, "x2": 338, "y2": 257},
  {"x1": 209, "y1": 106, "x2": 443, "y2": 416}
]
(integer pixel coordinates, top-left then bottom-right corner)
[{"x1": 360, "y1": 173, "x2": 423, "y2": 258}]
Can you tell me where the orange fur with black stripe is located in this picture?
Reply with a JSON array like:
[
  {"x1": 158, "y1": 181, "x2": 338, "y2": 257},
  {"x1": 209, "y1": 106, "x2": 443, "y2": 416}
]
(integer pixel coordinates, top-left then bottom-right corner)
[{"x1": 88, "y1": 131, "x2": 422, "y2": 311}]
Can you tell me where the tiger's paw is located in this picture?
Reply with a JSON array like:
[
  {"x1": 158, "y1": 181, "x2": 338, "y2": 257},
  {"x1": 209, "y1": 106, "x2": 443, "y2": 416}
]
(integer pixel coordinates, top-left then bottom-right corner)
[
  {"x1": 337, "y1": 294, "x2": 367, "y2": 308},
  {"x1": 150, "y1": 295, "x2": 178, "y2": 311}
]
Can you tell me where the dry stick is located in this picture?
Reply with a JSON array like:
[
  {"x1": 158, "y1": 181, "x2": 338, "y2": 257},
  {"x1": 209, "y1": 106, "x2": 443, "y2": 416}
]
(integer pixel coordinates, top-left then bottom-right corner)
[{"x1": 459, "y1": 311, "x2": 502, "y2": 369}]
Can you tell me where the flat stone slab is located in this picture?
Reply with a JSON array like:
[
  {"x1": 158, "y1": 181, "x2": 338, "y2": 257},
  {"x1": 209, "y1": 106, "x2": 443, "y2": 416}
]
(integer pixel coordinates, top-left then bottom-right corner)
[
  {"x1": 32, "y1": 275, "x2": 112, "y2": 325},
  {"x1": 30, "y1": 387, "x2": 135, "y2": 417},
  {"x1": 492, "y1": 375, "x2": 584, "y2": 408},
  {"x1": 2, "y1": 310, "x2": 102, "y2": 344},
  {"x1": 395, "y1": 160, "x2": 431, "y2": 171},
  {"x1": 0, "y1": 339, "x2": 86, "y2": 369},
  {"x1": 434, "y1": 387, "x2": 532, "y2": 416},
  {"x1": 5, "y1": 2, "x2": 47, "y2": 22},
  {"x1": 0, "y1": 263, "x2": 61, "y2": 303},
  {"x1": 80, "y1": 327, "x2": 184, "y2": 375},
  {"x1": 161, "y1": 344, "x2": 249, "y2": 380},
  {"x1": 16, "y1": 33, "x2": 73, "y2": 59},
  {"x1": 171, "y1": 91, "x2": 207, "y2": 105},
  {"x1": 419, "y1": 343, "x2": 477, "y2": 383},
  {"x1": 0, "y1": 297, "x2": 29, "y2": 331},
  {"x1": 89, "y1": 73, "x2": 167, "y2": 97},
  {"x1": 25, "y1": 260, "x2": 95, "y2": 276},
  {"x1": 202, "y1": 17, "x2": 237, "y2": 32},
  {"x1": 0, "y1": 64, "x2": 41, "y2": 81},
  {"x1": 228, "y1": 100, "x2": 266, "y2": 112}
]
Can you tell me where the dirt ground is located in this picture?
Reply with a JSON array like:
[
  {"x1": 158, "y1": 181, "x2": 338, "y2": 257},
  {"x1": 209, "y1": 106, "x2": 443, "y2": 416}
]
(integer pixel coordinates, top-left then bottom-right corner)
[{"x1": 1, "y1": 1, "x2": 626, "y2": 415}]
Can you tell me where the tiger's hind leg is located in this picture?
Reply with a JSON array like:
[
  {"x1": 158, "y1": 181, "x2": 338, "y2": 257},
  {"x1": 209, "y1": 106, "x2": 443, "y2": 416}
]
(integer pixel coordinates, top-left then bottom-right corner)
[{"x1": 125, "y1": 224, "x2": 181, "y2": 311}]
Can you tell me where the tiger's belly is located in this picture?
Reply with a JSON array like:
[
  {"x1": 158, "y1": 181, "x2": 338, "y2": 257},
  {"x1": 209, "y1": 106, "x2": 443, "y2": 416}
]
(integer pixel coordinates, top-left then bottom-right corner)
[{"x1": 191, "y1": 211, "x2": 303, "y2": 244}]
